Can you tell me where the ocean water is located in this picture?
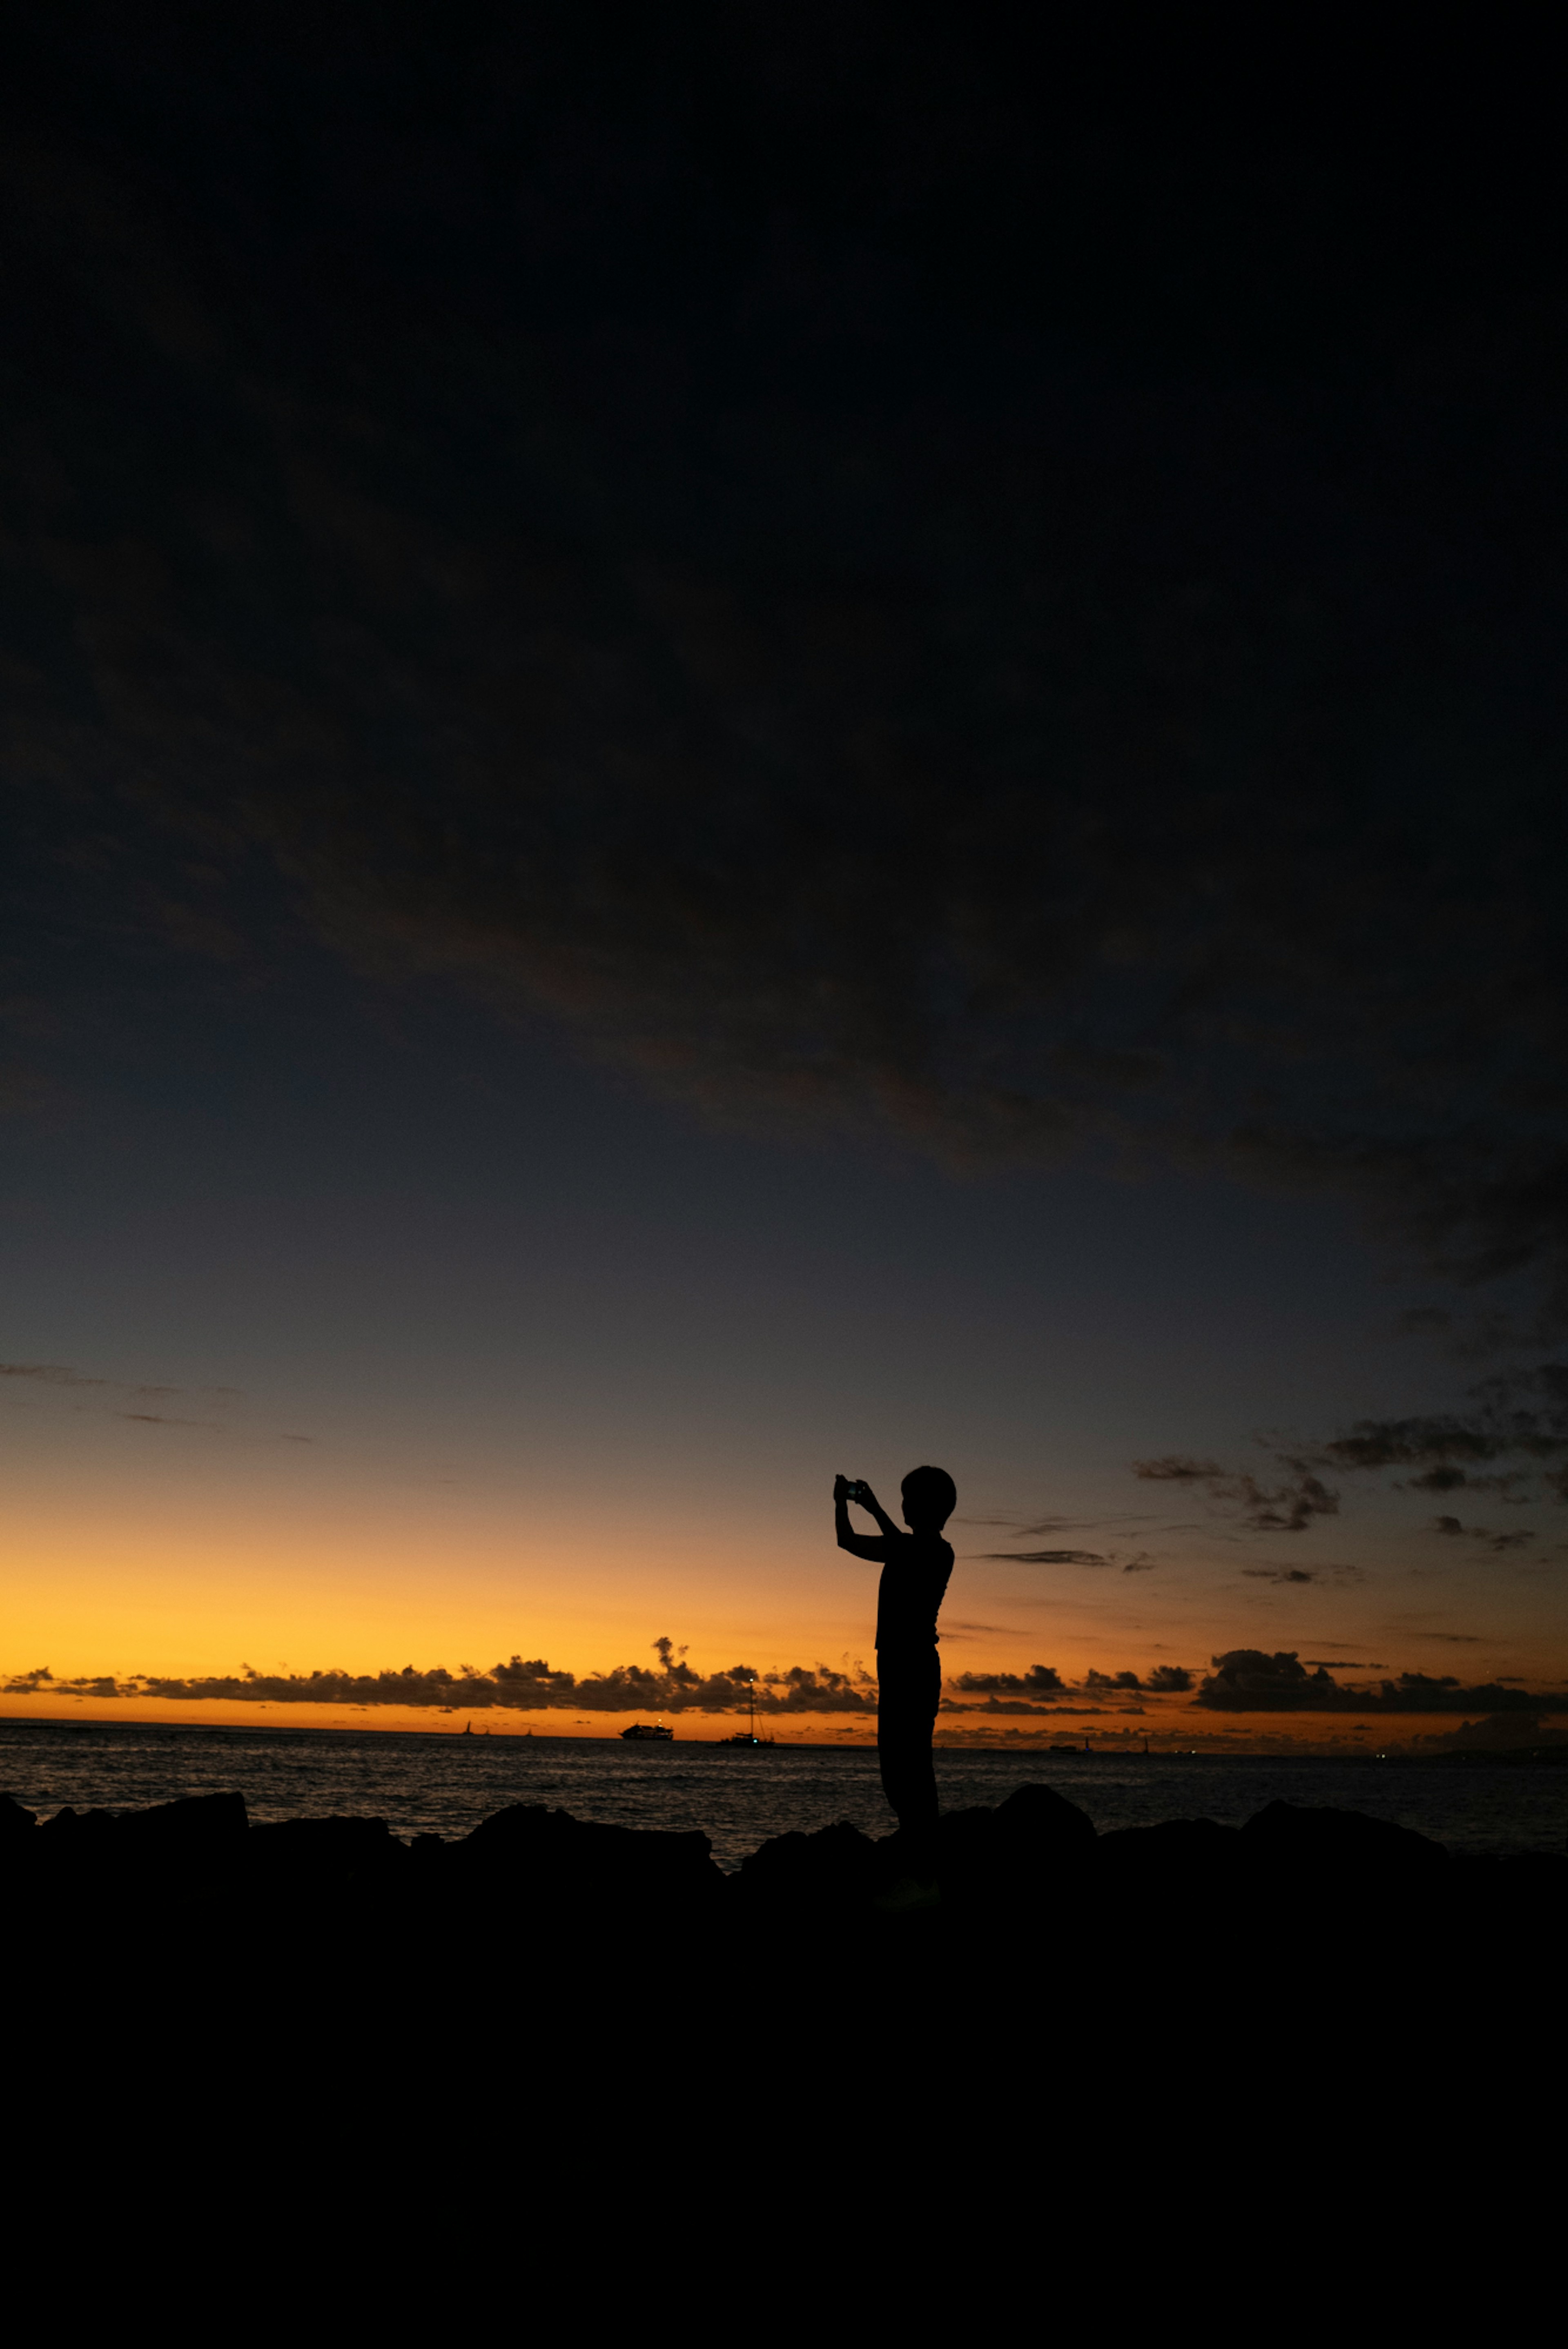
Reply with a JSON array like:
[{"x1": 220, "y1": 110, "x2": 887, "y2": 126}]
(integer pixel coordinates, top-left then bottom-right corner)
[{"x1": 3, "y1": 1717, "x2": 1564, "y2": 1869}]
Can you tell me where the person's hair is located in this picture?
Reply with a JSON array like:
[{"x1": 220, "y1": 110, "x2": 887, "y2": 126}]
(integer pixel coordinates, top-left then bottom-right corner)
[{"x1": 902, "y1": 1465, "x2": 957, "y2": 1528}]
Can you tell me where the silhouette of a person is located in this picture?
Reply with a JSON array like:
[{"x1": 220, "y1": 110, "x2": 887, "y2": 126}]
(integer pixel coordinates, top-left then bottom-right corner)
[{"x1": 834, "y1": 1466, "x2": 956, "y2": 1844}]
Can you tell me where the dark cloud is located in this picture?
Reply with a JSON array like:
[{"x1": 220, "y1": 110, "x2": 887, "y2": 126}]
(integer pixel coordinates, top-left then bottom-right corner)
[
  {"x1": 949, "y1": 1665, "x2": 1065, "y2": 1697},
  {"x1": 1195, "y1": 1649, "x2": 1568, "y2": 1713},
  {"x1": 1004, "y1": 1517, "x2": 1165, "y2": 1536},
  {"x1": 1132, "y1": 1457, "x2": 1339, "y2": 1532},
  {"x1": 1405, "y1": 1466, "x2": 1532, "y2": 1498},
  {"x1": 1136, "y1": 1359, "x2": 1568, "y2": 1539},
  {"x1": 1312, "y1": 1366, "x2": 1568, "y2": 1475},
  {"x1": 1, "y1": 1641, "x2": 879, "y2": 1714},
  {"x1": 1407, "y1": 1466, "x2": 1470, "y2": 1492},
  {"x1": 762, "y1": 1666, "x2": 876, "y2": 1715},
  {"x1": 976, "y1": 1548, "x2": 1112, "y2": 1567},
  {"x1": 967, "y1": 1520, "x2": 1168, "y2": 1572},
  {"x1": 940, "y1": 1698, "x2": 1081, "y2": 1717},
  {"x1": 951, "y1": 1663, "x2": 1190, "y2": 1698},
  {"x1": 2, "y1": 1360, "x2": 207, "y2": 1417},
  {"x1": 1132, "y1": 1458, "x2": 1225, "y2": 1484},
  {"x1": 1430, "y1": 1516, "x2": 1536, "y2": 1551},
  {"x1": 1418, "y1": 1712, "x2": 1568, "y2": 1751},
  {"x1": 0, "y1": 1647, "x2": 1201, "y2": 1712},
  {"x1": 116, "y1": 1411, "x2": 216, "y2": 1428},
  {"x1": 940, "y1": 1701, "x2": 1109, "y2": 1719},
  {"x1": 1240, "y1": 1563, "x2": 1366, "y2": 1587},
  {"x1": 3, "y1": 11, "x2": 1568, "y2": 1353}
]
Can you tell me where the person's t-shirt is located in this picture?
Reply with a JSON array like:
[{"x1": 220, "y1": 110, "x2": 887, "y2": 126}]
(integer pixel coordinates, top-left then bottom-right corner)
[{"x1": 867, "y1": 1530, "x2": 955, "y2": 1654}]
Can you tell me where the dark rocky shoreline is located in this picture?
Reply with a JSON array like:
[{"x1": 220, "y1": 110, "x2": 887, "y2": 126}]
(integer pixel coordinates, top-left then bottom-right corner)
[
  {"x1": 8, "y1": 1779, "x2": 1561, "y2": 1926},
  {"x1": 16, "y1": 1794, "x2": 1561, "y2": 2145},
  {"x1": 10, "y1": 1780, "x2": 1561, "y2": 2109},
  {"x1": 4, "y1": 1775, "x2": 1557, "y2": 2180}
]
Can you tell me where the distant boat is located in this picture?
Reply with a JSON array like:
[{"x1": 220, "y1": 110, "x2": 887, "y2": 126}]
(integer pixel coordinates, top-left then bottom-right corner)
[
  {"x1": 621, "y1": 1721, "x2": 674, "y2": 1742},
  {"x1": 716, "y1": 1680, "x2": 775, "y2": 1747}
]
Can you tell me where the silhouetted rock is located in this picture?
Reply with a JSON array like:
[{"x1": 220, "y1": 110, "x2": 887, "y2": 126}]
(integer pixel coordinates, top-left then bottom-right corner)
[
  {"x1": 1098, "y1": 1817, "x2": 1240, "y2": 1881},
  {"x1": 992, "y1": 1782, "x2": 1098, "y2": 1860},
  {"x1": 247, "y1": 1815, "x2": 405, "y2": 1890},
  {"x1": 250, "y1": 1813, "x2": 399, "y2": 1851},
  {"x1": 1449, "y1": 1849, "x2": 1568, "y2": 1917},
  {"x1": 22, "y1": 1793, "x2": 248, "y2": 1874},
  {"x1": 1241, "y1": 1800, "x2": 1447, "y2": 1875},
  {"x1": 38, "y1": 1804, "x2": 120, "y2": 1843},
  {"x1": 116, "y1": 1790, "x2": 248, "y2": 1849},
  {"x1": 879, "y1": 1786, "x2": 1098, "y2": 1911},
  {"x1": 922, "y1": 1804, "x2": 1002, "y2": 1888},
  {"x1": 251, "y1": 1813, "x2": 394, "y2": 1850},
  {"x1": 735, "y1": 1819, "x2": 879, "y2": 1909},
  {"x1": 455, "y1": 1803, "x2": 724, "y2": 1910},
  {"x1": 18, "y1": 1784, "x2": 1552, "y2": 1981}
]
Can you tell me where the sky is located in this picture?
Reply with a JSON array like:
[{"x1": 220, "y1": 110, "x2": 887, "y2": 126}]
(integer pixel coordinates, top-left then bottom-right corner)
[{"x1": 4, "y1": 6, "x2": 1568, "y2": 1748}]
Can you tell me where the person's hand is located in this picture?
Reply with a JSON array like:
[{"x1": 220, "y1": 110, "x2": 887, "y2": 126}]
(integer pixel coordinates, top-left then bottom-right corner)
[
  {"x1": 833, "y1": 1473, "x2": 852, "y2": 1503},
  {"x1": 857, "y1": 1483, "x2": 880, "y2": 1516}
]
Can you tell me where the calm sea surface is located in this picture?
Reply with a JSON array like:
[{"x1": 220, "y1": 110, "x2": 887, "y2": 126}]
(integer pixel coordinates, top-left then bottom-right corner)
[{"x1": 4, "y1": 1717, "x2": 1564, "y2": 1868}]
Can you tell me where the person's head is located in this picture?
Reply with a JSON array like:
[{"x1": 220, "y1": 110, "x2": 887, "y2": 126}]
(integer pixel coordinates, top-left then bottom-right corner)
[{"x1": 901, "y1": 1464, "x2": 957, "y2": 1532}]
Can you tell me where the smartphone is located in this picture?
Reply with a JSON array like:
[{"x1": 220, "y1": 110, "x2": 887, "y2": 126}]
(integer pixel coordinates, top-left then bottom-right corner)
[{"x1": 843, "y1": 1478, "x2": 871, "y2": 1505}]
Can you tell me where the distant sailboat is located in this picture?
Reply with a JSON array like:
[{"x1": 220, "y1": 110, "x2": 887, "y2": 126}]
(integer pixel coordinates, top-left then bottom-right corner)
[{"x1": 717, "y1": 1678, "x2": 775, "y2": 1748}]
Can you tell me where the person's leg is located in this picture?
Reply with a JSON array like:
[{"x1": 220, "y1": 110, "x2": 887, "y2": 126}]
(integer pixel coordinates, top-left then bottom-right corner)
[{"x1": 876, "y1": 1651, "x2": 941, "y2": 1837}]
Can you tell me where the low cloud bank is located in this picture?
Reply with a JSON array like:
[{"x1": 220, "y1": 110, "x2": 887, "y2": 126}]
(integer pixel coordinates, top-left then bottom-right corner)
[
  {"x1": 950, "y1": 1666, "x2": 1066, "y2": 1697},
  {"x1": 1197, "y1": 1650, "x2": 1568, "y2": 1713},
  {"x1": 2, "y1": 1648, "x2": 1197, "y2": 1714},
  {"x1": 2, "y1": 1648, "x2": 876, "y2": 1717},
  {"x1": 9, "y1": 1646, "x2": 1562, "y2": 1719},
  {"x1": 1417, "y1": 1713, "x2": 1568, "y2": 1750}
]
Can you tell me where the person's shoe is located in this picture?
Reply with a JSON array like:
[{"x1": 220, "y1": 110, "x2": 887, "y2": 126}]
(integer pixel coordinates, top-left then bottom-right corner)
[
  {"x1": 873, "y1": 1872, "x2": 942, "y2": 1914},
  {"x1": 871, "y1": 1822, "x2": 941, "y2": 1910}
]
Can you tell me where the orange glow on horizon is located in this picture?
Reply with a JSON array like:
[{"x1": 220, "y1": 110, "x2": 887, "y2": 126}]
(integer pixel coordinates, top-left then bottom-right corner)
[
  {"x1": 6, "y1": 1461, "x2": 1561, "y2": 1756},
  {"x1": 0, "y1": 1686, "x2": 1494, "y2": 1755}
]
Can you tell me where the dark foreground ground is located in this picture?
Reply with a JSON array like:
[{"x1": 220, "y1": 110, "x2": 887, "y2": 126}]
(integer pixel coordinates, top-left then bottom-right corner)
[
  {"x1": 8, "y1": 1777, "x2": 1564, "y2": 2285},
  {"x1": 8, "y1": 1779, "x2": 1563, "y2": 2072}
]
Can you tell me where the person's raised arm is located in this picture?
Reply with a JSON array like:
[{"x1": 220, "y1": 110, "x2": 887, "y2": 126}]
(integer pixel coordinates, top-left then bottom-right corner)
[{"x1": 834, "y1": 1472, "x2": 893, "y2": 1559}]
